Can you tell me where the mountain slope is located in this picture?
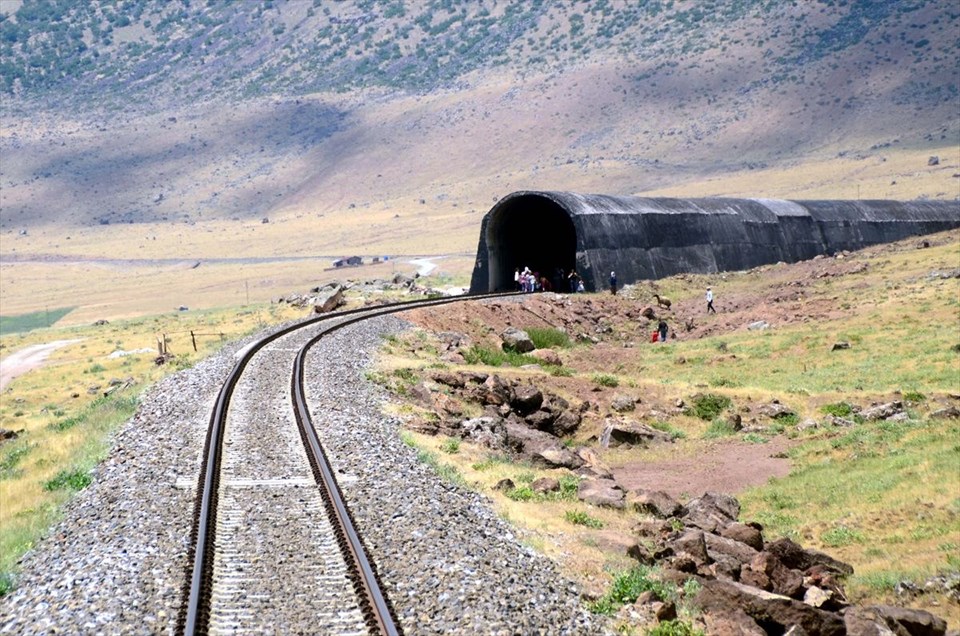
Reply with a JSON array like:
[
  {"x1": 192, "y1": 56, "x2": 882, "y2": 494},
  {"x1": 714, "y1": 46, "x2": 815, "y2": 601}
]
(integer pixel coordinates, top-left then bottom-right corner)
[{"x1": 0, "y1": 0, "x2": 957, "y2": 242}]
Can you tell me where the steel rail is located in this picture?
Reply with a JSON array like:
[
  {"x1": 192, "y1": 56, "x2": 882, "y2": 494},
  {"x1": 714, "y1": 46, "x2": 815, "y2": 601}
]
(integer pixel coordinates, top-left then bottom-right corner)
[{"x1": 179, "y1": 291, "x2": 521, "y2": 635}]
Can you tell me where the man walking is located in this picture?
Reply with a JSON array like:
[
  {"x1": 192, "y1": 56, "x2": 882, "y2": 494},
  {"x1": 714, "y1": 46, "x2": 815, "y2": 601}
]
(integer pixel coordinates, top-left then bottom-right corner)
[
  {"x1": 706, "y1": 287, "x2": 716, "y2": 313},
  {"x1": 610, "y1": 271, "x2": 617, "y2": 295}
]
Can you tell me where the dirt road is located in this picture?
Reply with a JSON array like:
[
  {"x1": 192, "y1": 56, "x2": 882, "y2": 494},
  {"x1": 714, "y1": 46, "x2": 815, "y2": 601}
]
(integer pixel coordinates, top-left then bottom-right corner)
[{"x1": 0, "y1": 339, "x2": 83, "y2": 392}]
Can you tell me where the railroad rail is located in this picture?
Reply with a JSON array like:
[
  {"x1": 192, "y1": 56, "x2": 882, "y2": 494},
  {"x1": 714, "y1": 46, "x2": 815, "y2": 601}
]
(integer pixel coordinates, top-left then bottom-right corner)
[{"x1": 178, "y1": 292, "x2": 519, "y2": 635}]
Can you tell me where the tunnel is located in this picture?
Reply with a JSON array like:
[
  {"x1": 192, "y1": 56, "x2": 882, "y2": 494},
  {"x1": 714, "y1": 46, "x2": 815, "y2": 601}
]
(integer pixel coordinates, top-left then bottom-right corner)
[
  {"x1": 483, "y1": 193, "x2": 578, "y2": 292},
  {"x1": 469, "y1": 191, "x2": 960, "y2": 294}
]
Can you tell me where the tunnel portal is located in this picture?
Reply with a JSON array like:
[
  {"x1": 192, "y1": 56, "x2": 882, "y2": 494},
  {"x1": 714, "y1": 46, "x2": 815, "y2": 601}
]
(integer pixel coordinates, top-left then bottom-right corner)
[
  {"x1": 484, "y1": 194, "x2": 578, "y2": 292},
  {"x1": 470, "y1": 191, "x2": 960, "y2": 294}
]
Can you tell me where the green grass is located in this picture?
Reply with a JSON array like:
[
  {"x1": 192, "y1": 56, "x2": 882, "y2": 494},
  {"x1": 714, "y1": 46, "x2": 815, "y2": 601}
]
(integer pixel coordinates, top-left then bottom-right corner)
[
  {"x1": 591, "y1": 373, "x2": 619, "y2": 388},
  {"x1": 703, "y1": 418, "x2": 737, "y2": 438},
  {"x1": 526, "y1": 327, "x2": 571, "y2": 349},
  {"x1": 463, "y1": 344, "x2": 544, "y2": 367},
  {"x1": 0, "y1": 307, "x2": 76, "y2": 335},
  {"x1": 740, "y1": 416, "x2": 960, "y2": 601},
  {"x1": 43, "y1": 469, "x2": 92, "y2": 492},
  {"x1": 685, "y1": 393, "x2": 731, "y2": 420},
  {"x1": 589, "y1": 565, "x2": 675, "y2": 614},
  {"x1": 565, "y1": 509, "x2": 604, "y2": 528},
  {"x1": 439, "y1": 437, "x2": 461, "y2": 454}
]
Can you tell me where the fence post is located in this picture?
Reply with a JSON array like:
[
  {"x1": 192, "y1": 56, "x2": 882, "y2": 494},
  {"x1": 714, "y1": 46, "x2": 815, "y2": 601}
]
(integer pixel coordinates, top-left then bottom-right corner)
[{"x1": 191, "y1": 330, "x2": 197, "y2": 352}]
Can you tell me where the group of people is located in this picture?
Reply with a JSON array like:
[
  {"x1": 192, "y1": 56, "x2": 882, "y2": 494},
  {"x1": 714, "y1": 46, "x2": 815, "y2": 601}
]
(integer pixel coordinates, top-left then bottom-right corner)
[
  {"x1": 514, "y1": 267, "x2": 587, "y2": 293},
  {"x1": 513, "y1": 266, "x2": 719, "y2": 319},
  {"x1": 514, "y1": 267, "x2": 554, "y2": 293}
]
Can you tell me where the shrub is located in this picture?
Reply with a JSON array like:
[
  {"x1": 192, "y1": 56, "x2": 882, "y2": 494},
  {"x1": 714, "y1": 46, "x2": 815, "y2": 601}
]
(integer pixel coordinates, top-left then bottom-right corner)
[
  {"x1": 821, "y1": 402, "x2": 855, "y2": 417},
  {"x1": 649, "y1": 620, "x2": 705, "y2": 636},
  {"x1": 439, "y1": 437, "x2": 460, "y2": 454},
  {"x1": 0, "y1": 572, "x2": 13, "y2": 597},
  {"x1": 902, "y1": 391, "x2": 925, "y2": 403},
  {"x1": 565, "y1": 509, "x2": 604, "y2": 528},
  {"x1": 526, "y1": 327, "x2": 570, "y2": 349},
  {"x1": 506, "y1": 485, "x2": 535, "y2": 501},
  {"x1": 685, "y1": 393, "x2": 731, "y2": 420},
  {"x1": 592, "y1": 373, "x2": 619, "y2": 388},
  {"x1": 704, "y1": 419, "x2": 737, "y2": 438},
  {"x1": 43, "y1": 469, "x2": 91, "y2": 492}
]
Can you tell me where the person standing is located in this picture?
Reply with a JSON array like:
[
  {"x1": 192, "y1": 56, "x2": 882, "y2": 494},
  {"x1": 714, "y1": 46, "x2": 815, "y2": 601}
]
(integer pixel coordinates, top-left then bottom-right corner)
[
  {"x1": 706, "y1": 286, "x2": 716, "y2": 313},
  {"x1": 658, "y1": 318, "x2": 668, "y2": 343},
  {"x1": 610, "y1": 271, "x2": 617, "y2": 295},
  {"x1": 514, "y1": 268, "x2": 521, "y2": 291}
]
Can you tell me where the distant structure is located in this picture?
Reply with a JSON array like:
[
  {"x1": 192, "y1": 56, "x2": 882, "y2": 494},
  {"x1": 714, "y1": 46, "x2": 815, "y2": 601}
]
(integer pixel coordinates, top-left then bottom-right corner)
[
  {"x1": 333, "y1": 255, "x2": 363, "y2": 268},
  {"x1": 469, "y1": 191, "x2": 960, "y2": 293}
]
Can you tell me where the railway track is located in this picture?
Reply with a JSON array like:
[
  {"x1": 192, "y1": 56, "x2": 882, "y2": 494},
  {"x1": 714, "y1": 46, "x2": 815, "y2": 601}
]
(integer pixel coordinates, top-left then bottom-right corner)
[{"x1": 178, "y1": 293, "x2": 518, "y2": 635}]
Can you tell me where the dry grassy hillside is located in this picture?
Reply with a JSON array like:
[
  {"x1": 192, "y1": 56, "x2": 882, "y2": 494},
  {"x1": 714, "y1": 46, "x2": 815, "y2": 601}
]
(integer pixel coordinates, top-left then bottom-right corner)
[{"x1": 0, "y1": 0, "x2": 958, "y2": 322}]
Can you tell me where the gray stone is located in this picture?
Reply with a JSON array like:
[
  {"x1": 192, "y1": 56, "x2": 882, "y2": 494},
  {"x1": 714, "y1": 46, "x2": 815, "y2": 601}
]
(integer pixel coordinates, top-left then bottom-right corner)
[
  {"x1": 610, "y1": 394, "x2": 636, "y2": 412},
  {"x1": 599, "y1": 419, "x2": 673, "y2": 448},
  {"x1": 627, "y1": 489, "x2": 684, "y2": 519},
  {"x1": 861, "y1": 401, "x2": 904, "y2": 421},
  {"x1": 501, "y1": 327, "x2": 534, "y2": 353},
  {"x1": 510, "y1": 384, "x2": 544, "y2": 415},
  {"x1": 577, "y1": 478, "x2": 625, "y2": 509}
]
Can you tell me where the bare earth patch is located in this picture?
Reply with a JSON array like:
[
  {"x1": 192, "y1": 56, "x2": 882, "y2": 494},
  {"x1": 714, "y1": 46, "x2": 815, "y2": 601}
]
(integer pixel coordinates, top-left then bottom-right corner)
[{"x1": 611, "y1": 437, "x2": 795, "y2": 499}]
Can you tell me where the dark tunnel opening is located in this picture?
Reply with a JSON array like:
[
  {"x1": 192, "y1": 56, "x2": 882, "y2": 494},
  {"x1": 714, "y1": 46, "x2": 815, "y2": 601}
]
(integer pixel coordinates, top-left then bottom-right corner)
[{"x1": 485, "y1": 195, "x2": 578, "y2": 292}]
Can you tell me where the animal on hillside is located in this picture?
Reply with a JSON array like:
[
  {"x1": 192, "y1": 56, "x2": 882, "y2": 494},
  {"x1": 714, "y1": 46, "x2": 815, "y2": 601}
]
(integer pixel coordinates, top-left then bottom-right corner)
[
  {"x1": 653, "y1": 293, "x2": 672, "y2": 310},
  {"x1": 641, "y1": 307, "x2": 656, "y2": 320}
]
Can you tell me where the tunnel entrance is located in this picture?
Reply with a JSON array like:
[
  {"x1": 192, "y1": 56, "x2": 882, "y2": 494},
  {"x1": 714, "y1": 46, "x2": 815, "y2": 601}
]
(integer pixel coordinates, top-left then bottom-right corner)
[{"x1": 485, "y1": 194, "x2": 578, "y2": 292}]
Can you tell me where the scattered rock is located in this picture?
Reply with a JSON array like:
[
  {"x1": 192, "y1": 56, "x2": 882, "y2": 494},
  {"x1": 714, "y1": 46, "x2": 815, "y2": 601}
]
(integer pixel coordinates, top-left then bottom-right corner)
[
  {"x1": 928, "y1": 155, "x2": 940, "y2": 166},
  {"x1": 860, "y1": 401, "x2": 904, "y2": 421},
  {"x1": 313, "y1": 285, "x2": 345, "y2": 313},
  {"x1": 610, "y1": 394, "x2": 637, "y2": 413},
  {"x1": 831, "y1": 342, "x2": 851, "y2": 351},
  {"x1": 747, "y1": 321, "x2": 770, "y2": 331},
  {"x1": 530, "y1": 349, "x2": 562, "y2": 366},
  {"x1": 501, "y1": 327, "x2": 534, "y2": 353},
  {"x1": 577, "y1": 478, "x2": 626, "y2": 509},
  {"x1": 600, "y1": 419, "x2": 674, "y2": 448},
  {"x1": 627, "y1": 489, "x2": 684, "y2": 519},
  {"x1": 531, "y1": 477, "x2": 560, "y2": 494}
]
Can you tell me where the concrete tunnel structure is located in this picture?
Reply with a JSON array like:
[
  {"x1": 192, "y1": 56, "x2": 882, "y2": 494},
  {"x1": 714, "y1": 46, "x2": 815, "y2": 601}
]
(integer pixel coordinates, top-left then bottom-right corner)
[{"x1": 469, "y1": 191, "x2": 960, "y2": 293}]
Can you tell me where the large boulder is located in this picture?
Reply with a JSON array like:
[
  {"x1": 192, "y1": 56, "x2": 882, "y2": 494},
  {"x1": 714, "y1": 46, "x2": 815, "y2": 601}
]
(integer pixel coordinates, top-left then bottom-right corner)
[
  {"x1": 546, "y1": 409, "x2": 582, "y2": 436},
  {"x1": 765, "y1": 537, "x2": 854, "y2": 577},
  {"x1": 577, "y1": 478, "x2": 625, "y2": 509},
  {"x1": 313, "y1": 285, "x2": 345, "y2": 313},
  {"x1": 478, "y1": 374, "x2": 513, "y2": 406},
  {"x1": 503, "y1": 418, "x2": 582, "y2": 469},
  {"x1": 695, "y1": 579, "x2": 846, "y2": 636},
  {"x1": 845, "y1": 605, "x2": 947, "y2": 636},
  {"x1": 501, "y1": 327, "x2": 535, "y2": 353},
  {"x1": 682, "y1": 492, "x2": 742, "y2": 533},
  {"x1": 627, "y1": 489, "x2": 684, "y2": 519},
  {"x1": 460, "y1": 416, "x2": 506, "y2": 449},
  {"x1": 511, "y1": 384, "x2": 544, "y2": 414},
  {"x1": 600, "y1": 419, "x2": 674, "y2": 448}
]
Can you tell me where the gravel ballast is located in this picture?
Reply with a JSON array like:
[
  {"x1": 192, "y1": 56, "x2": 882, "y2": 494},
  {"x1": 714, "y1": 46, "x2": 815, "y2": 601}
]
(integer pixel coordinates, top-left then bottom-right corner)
[{"x1": 1, "y1": 311, "x2": 604, "y2": 634}]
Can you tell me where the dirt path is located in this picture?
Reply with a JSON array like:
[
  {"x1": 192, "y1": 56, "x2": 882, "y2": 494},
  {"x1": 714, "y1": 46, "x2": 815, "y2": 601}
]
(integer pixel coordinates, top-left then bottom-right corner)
[
  {"x1": 612, "y1": 436, "x2": 795, "y2": 499},
  {"x1": 0, "y1": 339, "x2": 84, "y2": 392}
]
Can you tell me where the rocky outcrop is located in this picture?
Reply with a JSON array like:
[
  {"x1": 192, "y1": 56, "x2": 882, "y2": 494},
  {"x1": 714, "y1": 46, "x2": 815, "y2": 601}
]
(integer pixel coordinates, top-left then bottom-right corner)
[{"x1": 620, "y1": 490, "x2": 947, "y2": 635}]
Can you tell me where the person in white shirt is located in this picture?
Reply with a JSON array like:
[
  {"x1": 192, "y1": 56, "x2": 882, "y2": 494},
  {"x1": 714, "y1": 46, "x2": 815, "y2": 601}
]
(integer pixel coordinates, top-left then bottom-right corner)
[{"x1": 706, "y1": 287, "x2": 716, "y2": 313}]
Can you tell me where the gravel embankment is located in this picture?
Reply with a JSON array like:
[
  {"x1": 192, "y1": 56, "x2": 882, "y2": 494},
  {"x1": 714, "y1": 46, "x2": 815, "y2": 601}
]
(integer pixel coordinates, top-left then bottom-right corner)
[{"x1": 1, "y1": 311, "x2": 605, "y2": 635}]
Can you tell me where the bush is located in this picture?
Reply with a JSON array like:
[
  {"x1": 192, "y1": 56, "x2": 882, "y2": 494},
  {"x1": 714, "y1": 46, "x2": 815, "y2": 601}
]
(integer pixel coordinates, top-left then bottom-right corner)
[
  {"x1": 43, "y1": 469, "x2": 91, "y2": 492},
  {"x1": 821, "y1": 401, "x2": 855, "y2": 417},
  {"x1": 565, "y1": 509, "x2": 604, "y2": 528},
  {"x1": 649, "y1": 619, "x2": 705, "y2": 636},
  {"x1": 526, "y1": 327, "x2": 570, "y2": 349},
  {"x1": 704, "y1": 419, "x2": 738, "y2": 439},
  {"x1": 592, "y1": 373, "x2": 619, "y2": 388},
  {"x1": 439, "y1": 437, "x2": 460, "y2": 454},
  {"x1": 685, "y1": 393, "x2": 731, "y2": 420},
  {"x1": 506, "y1": 485, "x2": 535, "y2": 501}
]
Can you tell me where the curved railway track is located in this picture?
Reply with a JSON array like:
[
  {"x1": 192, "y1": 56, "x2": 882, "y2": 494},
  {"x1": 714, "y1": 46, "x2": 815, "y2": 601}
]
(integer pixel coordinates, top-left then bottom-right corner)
[{"x1": 178, "y1": 293, "x2": 518, "y2": 635}]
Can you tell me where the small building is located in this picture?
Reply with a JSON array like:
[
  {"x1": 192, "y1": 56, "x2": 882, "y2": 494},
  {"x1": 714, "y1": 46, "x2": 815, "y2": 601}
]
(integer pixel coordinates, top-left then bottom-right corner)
[{"x1": 333, "y1": 256, "x2": 363, "y2": 268}]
